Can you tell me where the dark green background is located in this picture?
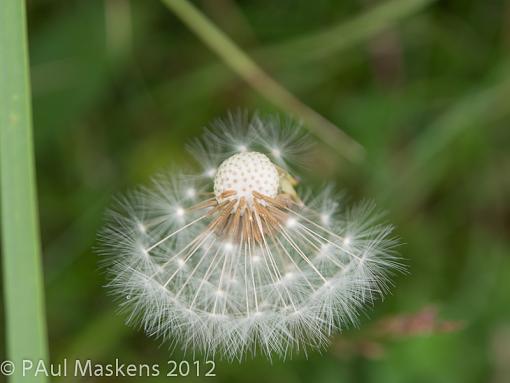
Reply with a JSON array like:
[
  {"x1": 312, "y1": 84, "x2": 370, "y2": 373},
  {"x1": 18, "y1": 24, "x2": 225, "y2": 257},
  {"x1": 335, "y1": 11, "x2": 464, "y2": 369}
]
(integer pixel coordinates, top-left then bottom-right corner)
[{"x1": 2, "y1": 0, "x2": 509, "y2": 382}]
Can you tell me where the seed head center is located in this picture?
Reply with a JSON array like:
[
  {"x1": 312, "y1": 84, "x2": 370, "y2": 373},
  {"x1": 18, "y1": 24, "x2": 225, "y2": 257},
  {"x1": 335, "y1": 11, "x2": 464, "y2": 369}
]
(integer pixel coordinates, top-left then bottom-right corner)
[{"x1": 214, "y1": 152, "x2": 279, "y2": 206}]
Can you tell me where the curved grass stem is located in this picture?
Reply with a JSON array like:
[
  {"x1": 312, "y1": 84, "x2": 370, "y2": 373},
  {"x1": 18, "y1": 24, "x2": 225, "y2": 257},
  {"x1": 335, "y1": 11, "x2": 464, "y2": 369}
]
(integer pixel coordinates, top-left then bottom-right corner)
[{"x1": 161, "y1": 0, "x2": 365, "y2": 162}]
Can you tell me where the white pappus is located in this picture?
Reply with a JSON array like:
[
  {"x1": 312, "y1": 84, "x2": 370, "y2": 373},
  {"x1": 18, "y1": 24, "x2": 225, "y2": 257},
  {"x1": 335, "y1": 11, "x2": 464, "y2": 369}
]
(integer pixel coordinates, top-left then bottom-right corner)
[{"x1": 98, "y1": 112, "x2": 402, "y2": 361}]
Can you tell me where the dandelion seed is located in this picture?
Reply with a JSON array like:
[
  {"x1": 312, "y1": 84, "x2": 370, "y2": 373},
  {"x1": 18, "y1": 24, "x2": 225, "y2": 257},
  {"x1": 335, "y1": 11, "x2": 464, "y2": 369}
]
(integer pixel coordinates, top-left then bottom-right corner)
[
  {"x1": 320, "y1": 213, "x2": 330, "y2": 225},
  {"x1": 137, "y1": 222, "x2": 146, "y2": 233},
  {"x1": 286, "y1": 217, "x2": 298, "y2": 228},
  {"x1": 98, "y1": 112, "x2": 401, "y2": 361},
  {"x1": 205, "y1": 168, "x2": 216, "y2": 178},
  {"x1": 271, "y1": 147, "x2": 281, "y2": 158},
  {"x1": 175, "y1": 207, "x2": 185, "y2": 217},
  {"x1": 185, "y1": 188, "x2": 196, "y2": 199}
]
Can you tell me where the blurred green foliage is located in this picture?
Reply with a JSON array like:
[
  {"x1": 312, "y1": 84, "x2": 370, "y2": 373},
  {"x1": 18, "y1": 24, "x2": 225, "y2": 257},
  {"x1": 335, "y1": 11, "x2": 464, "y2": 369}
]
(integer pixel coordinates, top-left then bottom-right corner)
[{"x1": 1, "y1": 0, "x2": 509, "y2": 382}]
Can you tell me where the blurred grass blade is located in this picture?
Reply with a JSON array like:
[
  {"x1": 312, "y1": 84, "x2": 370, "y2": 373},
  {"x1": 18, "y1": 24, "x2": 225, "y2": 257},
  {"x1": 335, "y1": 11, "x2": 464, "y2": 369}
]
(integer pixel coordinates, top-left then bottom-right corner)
[
  {"x1": 161, "y1": 0, "x2": 365, "y2": 162},
  {"x1": 387, "y1": 69, "x2": 510, "y2": 213},
  {"x1": 0, "y1": 0, "x2": 49, "y2": 382},
  {"x1": 266, "y1": 0, "x2": 436, "y2": 63}
]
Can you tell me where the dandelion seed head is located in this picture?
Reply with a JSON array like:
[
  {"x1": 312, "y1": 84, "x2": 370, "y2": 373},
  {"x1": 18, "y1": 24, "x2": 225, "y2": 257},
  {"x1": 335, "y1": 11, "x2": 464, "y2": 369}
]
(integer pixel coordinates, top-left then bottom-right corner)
[
  {"x1": 98, "y1": 111, "x2": 402, "y2": 361},
  {"x1": 213, "y1": 151, "x2": 279, "y2": 206}
]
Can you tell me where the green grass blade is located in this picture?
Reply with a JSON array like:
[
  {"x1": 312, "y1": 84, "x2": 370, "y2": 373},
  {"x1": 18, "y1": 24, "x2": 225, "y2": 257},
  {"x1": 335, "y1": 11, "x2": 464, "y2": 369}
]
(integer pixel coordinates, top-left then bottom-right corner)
[{"x1": 0, "y1": 1, "x2": 49, "y2": 382}]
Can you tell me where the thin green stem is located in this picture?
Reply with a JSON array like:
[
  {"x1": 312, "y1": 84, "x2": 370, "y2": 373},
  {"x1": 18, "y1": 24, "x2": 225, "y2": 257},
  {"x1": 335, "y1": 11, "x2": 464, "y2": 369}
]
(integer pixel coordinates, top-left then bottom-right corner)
[
  {"x1": 161, "y1": 0, "x2": 365, "y2": 162},
  {"x1": 0, "y1": 1, "x2": 49, "y2": 382}
]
